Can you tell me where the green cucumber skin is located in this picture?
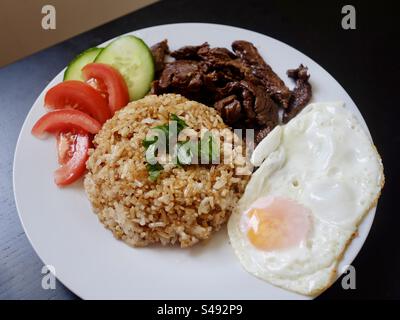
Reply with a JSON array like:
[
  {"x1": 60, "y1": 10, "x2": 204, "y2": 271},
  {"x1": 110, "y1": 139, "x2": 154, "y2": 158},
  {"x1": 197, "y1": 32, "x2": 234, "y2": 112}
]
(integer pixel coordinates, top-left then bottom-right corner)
[
  {"x1": 94, "y1": 36, "x2": 155, "y2": 101},
  {"x1": 63, "y1": 47, "x2": 102, "y2": 81}
]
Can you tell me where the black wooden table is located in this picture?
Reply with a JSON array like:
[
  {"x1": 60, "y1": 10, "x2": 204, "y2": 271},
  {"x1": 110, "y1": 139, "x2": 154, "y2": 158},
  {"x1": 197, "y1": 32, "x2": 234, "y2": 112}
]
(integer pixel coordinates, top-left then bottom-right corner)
[{"x1": 0, "y1": 0, "x2": 398, "y2": 300}]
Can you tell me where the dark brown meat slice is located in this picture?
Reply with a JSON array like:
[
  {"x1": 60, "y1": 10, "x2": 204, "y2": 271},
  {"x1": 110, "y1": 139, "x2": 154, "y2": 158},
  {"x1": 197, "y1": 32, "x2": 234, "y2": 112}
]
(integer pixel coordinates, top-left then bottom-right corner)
[
  {"x1": 170, "y1": 42, "x2": 209, "y2": 60},
  {"x1": 211, "y1": 59, "x2": 250, "y2": 79},
  {"x1": 213, "y1": 80, "x2": 279, "y2": 129},
  {"x1": 232, "y1": 40, "x2": 291, "y2": 108},
  {"x1": 214, "y1": 81, "x2": 241, "y2": 100},
  {"x1": 287, "y1": 65, "x2": 309, "y2": 80},
  {"x1": 171, "y1": 42, "x2": 237, "y2": 63},
  {"x1": 197, "y1": 46, "x2": 247, "y2": 88},
  {"x1": 214, "y1": 95, "x2": 242, "y2": 125},
  {"x1": 173, "y1": 44, "x2": 246, "y2": 83},
  {"x1": 240, "y1": 84, "x2": 257, "y2": 124},
  {"x1": 202, "y1": 70, "x2": 239, "y2": 96},
  {"x1": 150, "y1": 40, "x2": 297, "y2": 145},
  {"x1": 211, "y1": 82, "x2": 250, "y2": 123},
  {"x1": 151, "y1": 40, "x2": 170, "y2": 75},
  {"x1": 239, "y1": 80, "x2": 279, "y2": 128},
  {"x1": 157, "y1": 60, "x2": 205, "y2": 93},
  {"x1": 198, "y1": 46, "x2": 237, "y2": 62},
  {"x1": 283, "y1": 64, "x2": 312, "y2": 123},
  {"x1": 232, "y1": 41, "x2": 267, "y2": 66}
]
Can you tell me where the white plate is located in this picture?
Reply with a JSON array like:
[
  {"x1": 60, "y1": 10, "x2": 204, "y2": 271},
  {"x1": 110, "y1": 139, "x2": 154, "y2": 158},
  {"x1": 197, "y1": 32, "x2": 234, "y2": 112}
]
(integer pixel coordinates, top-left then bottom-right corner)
[{"x1": 13, "y1": 23, "x2": 376, "y2": 300}]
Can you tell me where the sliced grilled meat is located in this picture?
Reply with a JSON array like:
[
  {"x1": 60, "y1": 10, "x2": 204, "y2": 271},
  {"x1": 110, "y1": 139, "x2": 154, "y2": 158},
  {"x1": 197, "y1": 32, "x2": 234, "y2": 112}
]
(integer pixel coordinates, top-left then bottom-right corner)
[
  {"x1": 214, "y1": 95, "x2": 242, "y2": 125},
  {"x1": 198, "y1": 45, "x2": 237, "y2": 62},
  {"x1": 213, "y1": 80, "x2": 278, "y2": 129},
  {"x1": 232, "y1": 40, "x2": 291, "y2": 108},
  {"x1": 283, "y1": 64, "x2": 312, "y2": 123},
  {"x1": 157, "y1": 60, "x2": 205, "y2": 93},
  {"x1": 239, "y1": 80, "x2": 279, "y2": 128},
  {"x1": 151, "y1": 40, "x2": 311, "y2": 146},
  {"x1": 151, "y1": 40, "x2": 169, "y2": 75},
  {"x1": 170, "y1": 42, "x2": 209, "y2": 60}
]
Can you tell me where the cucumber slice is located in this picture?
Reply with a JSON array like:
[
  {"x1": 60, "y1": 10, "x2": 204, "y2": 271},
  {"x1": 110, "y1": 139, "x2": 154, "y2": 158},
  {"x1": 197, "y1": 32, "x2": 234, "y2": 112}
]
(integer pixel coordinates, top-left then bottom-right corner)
[
  {"x1": 63, "y1": 47, "x2": 102, "y2": 81},
  {"x1": 94, "y1": 36, "x2": 154, "y2": 101}
]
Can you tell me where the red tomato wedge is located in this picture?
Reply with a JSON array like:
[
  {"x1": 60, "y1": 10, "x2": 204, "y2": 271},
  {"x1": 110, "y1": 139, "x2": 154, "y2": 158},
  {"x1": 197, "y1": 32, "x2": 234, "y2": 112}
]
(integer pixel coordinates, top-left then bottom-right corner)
[
  {"x1": 44, "y1": 80, "x2": 111, "y2": 124},
  {"x1": 31, "y1": 109, "x2": 101, "y2": 138},
  {"x1": 57, "y1": 130, "x2": 91, "y2": 165},
  {"x1": 54, "y1": 132, "x2": 90, "y2": 186},
  {"x1": 57, "y1": 131, "x2": 73, "y2": 165},
  {"x1": 82, "y1": 63, "x2": 129, "y2": 114}
]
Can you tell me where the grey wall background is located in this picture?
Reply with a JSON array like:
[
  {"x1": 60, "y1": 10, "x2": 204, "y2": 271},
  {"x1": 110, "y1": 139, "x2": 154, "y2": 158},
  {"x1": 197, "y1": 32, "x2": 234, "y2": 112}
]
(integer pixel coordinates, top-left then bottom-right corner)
[{"x1": 0, "y1": 0, "x2": 157, "y2": 67}]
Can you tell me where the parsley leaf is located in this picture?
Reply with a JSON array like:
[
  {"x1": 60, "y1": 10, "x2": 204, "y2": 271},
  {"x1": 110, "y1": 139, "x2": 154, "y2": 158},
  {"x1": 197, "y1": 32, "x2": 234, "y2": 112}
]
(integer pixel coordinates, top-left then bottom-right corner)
[
  {"x1": 146, "y1": 163, "x2": 164, "y2": 182},
  {"x1": 153, "y1": 124, "x2": 169, "y2": 135},
  {"x1": 142, "y1": 136, "x2": 158, "y2": 149},
  {"x1": 170, "y1": 114, "x2": 188, "y2": 132},
  {"x1": 142, "y1": 114, "x2": 199, "y2": 180}
]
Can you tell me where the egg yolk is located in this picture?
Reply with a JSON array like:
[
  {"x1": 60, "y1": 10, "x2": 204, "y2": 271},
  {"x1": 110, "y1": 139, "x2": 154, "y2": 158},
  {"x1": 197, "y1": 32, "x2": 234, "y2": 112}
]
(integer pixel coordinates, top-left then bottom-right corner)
[{"x1": 245, "y1": 197, "x2": 311, "y2": 251}]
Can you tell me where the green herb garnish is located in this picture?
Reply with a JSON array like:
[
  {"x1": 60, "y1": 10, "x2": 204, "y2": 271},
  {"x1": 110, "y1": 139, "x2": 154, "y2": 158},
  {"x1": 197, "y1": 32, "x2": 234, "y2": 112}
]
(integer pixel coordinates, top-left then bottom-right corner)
[
  {"x1": 153, "y1": 124, "x2": 170, "y2": 137},
  {"x1": 142, "y1": 114, "x2": 217, "y2": 181},
  {"x1": 171, "y1": 113, "x2": 188, "y2": 132},
  {"x1": 142, "y1": 136, "x2": 158, "y2": 149},
  {"x1": 146, "y1": 163, "x2": 164, "y2": 182}
]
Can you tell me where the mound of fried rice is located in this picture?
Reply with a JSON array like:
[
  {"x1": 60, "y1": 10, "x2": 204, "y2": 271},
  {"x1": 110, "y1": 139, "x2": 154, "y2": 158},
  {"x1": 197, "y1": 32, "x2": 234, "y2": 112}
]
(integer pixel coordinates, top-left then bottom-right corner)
[{"x1": 84, "y1": 94, "x2": 251, "y2": 247}]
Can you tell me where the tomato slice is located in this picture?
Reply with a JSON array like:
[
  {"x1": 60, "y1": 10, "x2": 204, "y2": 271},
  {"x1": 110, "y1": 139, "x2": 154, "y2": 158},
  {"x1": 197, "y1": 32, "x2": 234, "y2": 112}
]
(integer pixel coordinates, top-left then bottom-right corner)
[
  {"x1": 45, "y1": 80, "x2": 111, "y2": 124},
  {"x1": 54, "y1": 132, "x2": 89, "y2": 186},
  {"x1": 57, "y1": 131, "x2": 73, "y2": 165},
  {"x1": 57, "y1": 130, "x2": 90, "y2": 165},
  {"x1": 86, "y1": 78, "x2": 109, "y2": 101},
  {"x1": 31, "y1": 109, "x2": 101, "y2": 138},
  {"x1": 82, "y1": 63, "x2": 129, "y2": 114}
]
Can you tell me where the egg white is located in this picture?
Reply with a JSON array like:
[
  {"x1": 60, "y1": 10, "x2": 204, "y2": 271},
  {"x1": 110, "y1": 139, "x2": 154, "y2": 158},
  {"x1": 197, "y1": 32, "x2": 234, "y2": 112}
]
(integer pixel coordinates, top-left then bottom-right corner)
[{"x1": 228, "y1": 102, "x2": 384, "y2": 296}]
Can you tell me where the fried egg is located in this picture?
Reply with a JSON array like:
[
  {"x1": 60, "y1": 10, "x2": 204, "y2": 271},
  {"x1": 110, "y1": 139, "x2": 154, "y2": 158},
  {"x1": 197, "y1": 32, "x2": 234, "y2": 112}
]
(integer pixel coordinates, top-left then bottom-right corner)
[{"x1": 227, "y1": 102, "x2": 384, "y2": 296}]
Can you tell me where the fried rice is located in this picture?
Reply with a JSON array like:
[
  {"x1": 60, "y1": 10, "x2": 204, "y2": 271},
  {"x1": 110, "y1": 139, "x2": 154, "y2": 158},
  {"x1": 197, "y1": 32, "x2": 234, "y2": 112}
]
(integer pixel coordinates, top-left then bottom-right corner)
[{"x1": 84, "y1": 94, "x2": 251, "y2": 247}]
